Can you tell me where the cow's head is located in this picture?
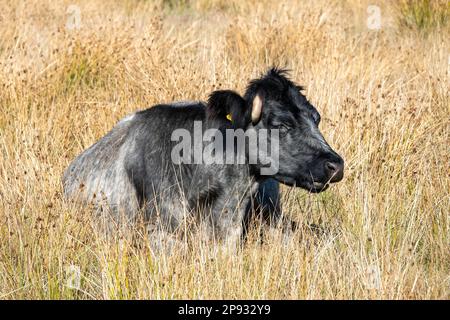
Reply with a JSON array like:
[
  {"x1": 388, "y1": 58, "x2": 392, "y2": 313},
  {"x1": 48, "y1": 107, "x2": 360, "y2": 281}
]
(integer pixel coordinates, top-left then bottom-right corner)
[{"x1": 207, "y1": 68, "x2": 344, "y2": 193}]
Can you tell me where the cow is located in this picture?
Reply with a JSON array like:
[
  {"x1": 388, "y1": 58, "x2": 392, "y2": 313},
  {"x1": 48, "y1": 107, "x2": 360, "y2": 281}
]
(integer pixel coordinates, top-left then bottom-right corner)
[{"x1": 63, "y1": 68, "x2": 344, "y2": 248}]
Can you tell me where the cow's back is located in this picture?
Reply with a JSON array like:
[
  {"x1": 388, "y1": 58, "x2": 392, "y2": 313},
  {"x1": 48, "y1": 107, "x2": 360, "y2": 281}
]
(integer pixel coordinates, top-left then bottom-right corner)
[{"x1": 62, "y1": 101, "x2": 207, "y2": 220}]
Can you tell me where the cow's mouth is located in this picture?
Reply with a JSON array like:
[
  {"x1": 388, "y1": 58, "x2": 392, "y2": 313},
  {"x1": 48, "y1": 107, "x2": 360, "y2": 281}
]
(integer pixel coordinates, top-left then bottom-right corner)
[
  {"x1": 309, "y1": 181, "x2": 330, "y2": 193},
  {"x1": 274, "y1": 175, "x2": 330, "y2": 193}
]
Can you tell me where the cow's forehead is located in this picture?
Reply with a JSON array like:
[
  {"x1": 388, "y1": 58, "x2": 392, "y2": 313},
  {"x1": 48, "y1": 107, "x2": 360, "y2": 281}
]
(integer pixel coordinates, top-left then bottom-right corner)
[{"x1": 287, "y1": 86, "x2": 318, "y2": 115}]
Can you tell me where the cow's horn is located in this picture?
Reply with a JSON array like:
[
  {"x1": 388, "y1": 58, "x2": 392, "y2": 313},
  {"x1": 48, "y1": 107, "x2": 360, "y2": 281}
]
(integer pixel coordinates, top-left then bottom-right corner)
[{"x1": 251, "y1": 94, "x2": 263, "y2": 123}]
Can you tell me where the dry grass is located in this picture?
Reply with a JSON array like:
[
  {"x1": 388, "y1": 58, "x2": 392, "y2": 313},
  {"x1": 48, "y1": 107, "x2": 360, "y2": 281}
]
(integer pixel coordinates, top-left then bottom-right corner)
[{"x1": 0, "y1": 0, "x2": 449, "y2": 299}]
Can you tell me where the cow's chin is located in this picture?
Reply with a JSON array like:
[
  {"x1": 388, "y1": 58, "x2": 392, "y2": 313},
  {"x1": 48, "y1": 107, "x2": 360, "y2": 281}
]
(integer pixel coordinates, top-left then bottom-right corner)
[{"x1": 274, "y1": 175, "x2": 330, "y2": 193}]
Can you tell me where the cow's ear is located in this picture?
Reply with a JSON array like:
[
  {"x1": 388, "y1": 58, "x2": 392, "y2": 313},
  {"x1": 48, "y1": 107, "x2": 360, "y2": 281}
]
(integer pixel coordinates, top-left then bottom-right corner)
[
  {"x1": 251, "y1": 93, "x2": 263, "y2": 124},
  {"x1": 206, "y1": 90, "x2": 248, "y2": 128}
]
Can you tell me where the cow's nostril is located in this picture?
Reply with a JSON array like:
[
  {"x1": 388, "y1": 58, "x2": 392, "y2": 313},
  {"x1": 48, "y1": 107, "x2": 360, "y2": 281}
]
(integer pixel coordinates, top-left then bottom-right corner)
[
  {"x1": 325, "y1": 162, "x2": 338, "y2": 172},
  {"x1": 325, "y1": 161, "x2": 344, "y2": 183}
]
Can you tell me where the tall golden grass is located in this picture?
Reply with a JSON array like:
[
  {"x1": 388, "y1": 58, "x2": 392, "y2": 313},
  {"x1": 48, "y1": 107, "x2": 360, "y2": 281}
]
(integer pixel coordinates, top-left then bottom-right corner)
[{"x1": 0, "y1": 0, "x2": 448, "y2": 299}]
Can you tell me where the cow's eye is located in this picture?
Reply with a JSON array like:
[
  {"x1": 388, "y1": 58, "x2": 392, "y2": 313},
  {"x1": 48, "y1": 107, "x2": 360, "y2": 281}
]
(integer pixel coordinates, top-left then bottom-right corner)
[{"x1": 275, "y1": 124, "x2": 290, "y2": 136}]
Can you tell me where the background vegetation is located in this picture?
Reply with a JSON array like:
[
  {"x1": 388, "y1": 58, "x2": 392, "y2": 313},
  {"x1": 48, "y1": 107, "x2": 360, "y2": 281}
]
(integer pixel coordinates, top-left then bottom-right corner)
[{"x1": 0, "y1": 0, "x2": 448, "y2": 299}]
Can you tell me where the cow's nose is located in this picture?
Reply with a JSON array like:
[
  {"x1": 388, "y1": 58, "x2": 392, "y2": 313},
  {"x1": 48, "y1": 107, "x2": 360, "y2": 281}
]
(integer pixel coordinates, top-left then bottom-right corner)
[{"x1": 325, "y1": 160, "x2": 344, "y2": 183}]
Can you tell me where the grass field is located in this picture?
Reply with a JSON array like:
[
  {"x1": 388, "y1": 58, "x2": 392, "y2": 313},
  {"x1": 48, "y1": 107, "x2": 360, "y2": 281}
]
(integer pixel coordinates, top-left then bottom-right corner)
[{"x1": 0, "y1": 0, "x2": 448, "y2": 299}]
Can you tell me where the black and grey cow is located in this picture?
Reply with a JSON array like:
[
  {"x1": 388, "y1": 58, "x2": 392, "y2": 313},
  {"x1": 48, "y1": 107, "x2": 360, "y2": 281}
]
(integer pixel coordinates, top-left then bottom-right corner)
[{"x1": 63, "y1": 68, "x2": 344, "y2": 247}]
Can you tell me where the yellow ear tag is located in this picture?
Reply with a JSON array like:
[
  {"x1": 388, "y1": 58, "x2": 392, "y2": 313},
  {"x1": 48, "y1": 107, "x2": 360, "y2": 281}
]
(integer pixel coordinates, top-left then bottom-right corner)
[{"x1": 226, "y1": 114, "x2": 232, "y2": 121}]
